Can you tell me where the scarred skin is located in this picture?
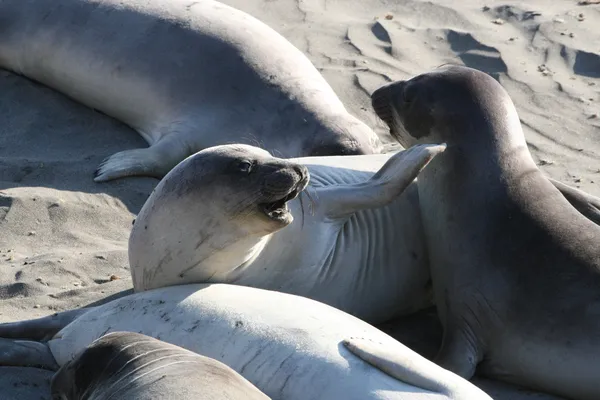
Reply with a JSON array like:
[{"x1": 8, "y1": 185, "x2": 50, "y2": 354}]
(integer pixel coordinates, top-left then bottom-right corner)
[
  {"x1": 0, "y1": 283, "x2": 492, "y2": 400},
  {"x1": 51, "y1": 331, "x2": 271, "y2": 400}
]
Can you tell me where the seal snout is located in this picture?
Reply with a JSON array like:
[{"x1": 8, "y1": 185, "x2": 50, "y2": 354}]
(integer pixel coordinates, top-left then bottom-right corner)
[
  {"x1": 259, "y1": 163, "x2": 310, "y2": 224},
  {"x1": 262, "y1": 165, "x2": 308, "y2": 194},
  {"x1": 371, "y1": 81, "x2": 404, "y2": 125}
]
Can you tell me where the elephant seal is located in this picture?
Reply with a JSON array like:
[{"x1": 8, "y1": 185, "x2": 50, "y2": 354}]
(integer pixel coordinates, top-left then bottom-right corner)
[
  {"x1": 51, "y1": 331, "x2": 270, "y2": 400},
  {"x1": 0, "y1": 283, "x2": 492, "y2": 400},
  {"x1": 371, "y1": 65, "x2": 600, "y2": 400},
  {"x1": 129, "y1": 142, "x2": 446, "y2": 324},
  {"x1": 0, "y1": 0, "x2": 381, "y2": 182}
]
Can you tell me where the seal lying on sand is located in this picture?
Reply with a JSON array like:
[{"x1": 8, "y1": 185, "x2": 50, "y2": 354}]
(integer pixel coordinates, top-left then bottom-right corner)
[
  {"x1": 129, "y1": 142, "x2": 445, "y2": 324},
  {"x1": 0, "y1": 0, "x2": 381, "y2": 182},
  {"x1": 371, "y1": 65, "x2": 600, "y2": 400},
  {"x1": 0, "y1": 284, "x2": 492, "y2": 400},
  {"x1": 51, "y1": 331, "x2": 271, "y2": 400}
]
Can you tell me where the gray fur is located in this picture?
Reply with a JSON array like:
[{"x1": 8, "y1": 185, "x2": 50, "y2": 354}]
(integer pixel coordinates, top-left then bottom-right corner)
[
  {"x1": 0, "y1": 0, "x2": 381, "y2": 182},
  {"x1": 372, "y1": 65, "x2": 600, "y2": 400},
  {"x1": 0, "y1": 283, "x2": 492, "y2": 400},
  {"x1": 128, "y1": 143, "x2": 445, "y2": 324},
  {"x1": 51, "y1": 331, "x2": 270, "y2": 400}
]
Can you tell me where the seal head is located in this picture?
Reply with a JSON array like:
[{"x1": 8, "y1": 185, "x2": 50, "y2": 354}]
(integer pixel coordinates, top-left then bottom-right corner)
[
  {"x1": 129, "y1": 144, "x2": 309, "y2": 291},
  {"x1": 371, "y1": 65, "x2": 518, "y2": 150},
  {"x1": 372, "y1": 65, "x2": 600, "y2": 400}
]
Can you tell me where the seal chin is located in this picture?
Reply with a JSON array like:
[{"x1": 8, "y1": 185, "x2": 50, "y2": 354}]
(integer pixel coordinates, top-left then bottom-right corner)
[
  {"x1": 260, "y1": 201, "x2": 292, "y2": 224},
  {"x1": 259, "y1": 176, "x2": 308, "y2": 224}
]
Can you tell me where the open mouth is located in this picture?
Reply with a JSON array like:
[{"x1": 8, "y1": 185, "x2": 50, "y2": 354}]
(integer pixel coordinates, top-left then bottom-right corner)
[{"x1": 259, "y1": 179, "x2": 307, "y2": 222}]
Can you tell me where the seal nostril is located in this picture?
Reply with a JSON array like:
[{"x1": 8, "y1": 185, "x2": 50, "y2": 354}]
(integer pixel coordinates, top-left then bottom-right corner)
[{"x1": 293, "y1": 165, "x2": 307, "y2": 180}]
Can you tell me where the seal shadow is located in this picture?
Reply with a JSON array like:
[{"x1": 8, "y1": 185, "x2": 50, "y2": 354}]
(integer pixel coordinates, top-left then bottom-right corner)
[{"x1": 0, "y1": 70, "x2": 158, "y2": 214}]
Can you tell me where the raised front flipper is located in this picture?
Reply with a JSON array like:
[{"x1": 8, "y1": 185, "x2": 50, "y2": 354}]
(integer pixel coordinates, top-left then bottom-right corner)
[
  {"x1": 0, "y1": 338, "x2": 58, "y2": 370},
  {"x1": 343, "y1": 337, "x2": 491, "y2": 400},
  {"x1": 313, "y1": 143, "x2": 446, "y2": 220},
  {"x1": 549, "y1": 178, "x2": 600, "y2": 226}
]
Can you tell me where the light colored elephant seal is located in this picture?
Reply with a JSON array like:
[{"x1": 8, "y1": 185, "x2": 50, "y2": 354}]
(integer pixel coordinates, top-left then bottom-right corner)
[
  {"x1": 0, "y1": 283, "x2": 492, "y2": 400},
  {"x1": 51, "y1": 331, "x2": 271, "y2": 400},
  {"x1": 0, "y1": 0, "x2": 381, "y2": 182},
  {"x1": 129, "y1": 142, "x2": 446, "y2": 324},
  {"x1": 371, "y1": 65, "x2": 600, "y2": 400}
]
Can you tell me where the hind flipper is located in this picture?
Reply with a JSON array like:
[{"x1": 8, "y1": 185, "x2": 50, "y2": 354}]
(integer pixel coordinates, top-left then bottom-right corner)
[
  {"x1": 94, "y1": 134, "x2": 193, "y2": 182},
  {"x1": 0, "y1": 338, "x2": 58, "y2": 370},
  {"x1": 0, "y1": 308, "x2": 91, "y2": 341},
  {"x1": 549, "y1": 178, "x2": 600, "y2": 225}
]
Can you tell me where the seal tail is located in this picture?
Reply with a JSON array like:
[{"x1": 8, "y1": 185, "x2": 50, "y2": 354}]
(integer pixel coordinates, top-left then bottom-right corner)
[
  {"x1": 0, "y1": 308, "x2": 92, "y2": 341},
  {"x1": 343, "y1": 338, "x2": 490, "y2": 398}
]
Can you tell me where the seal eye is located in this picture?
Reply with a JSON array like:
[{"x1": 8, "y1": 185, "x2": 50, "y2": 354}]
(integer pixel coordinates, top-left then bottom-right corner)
[{"x1": 238, "y1": 161, "x2": 253, "y2": 174}]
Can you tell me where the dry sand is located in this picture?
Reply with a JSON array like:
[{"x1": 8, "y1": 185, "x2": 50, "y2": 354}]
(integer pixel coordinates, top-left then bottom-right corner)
[{"x1": 0, "y1": 0, "x2": 598, "y2": 399}]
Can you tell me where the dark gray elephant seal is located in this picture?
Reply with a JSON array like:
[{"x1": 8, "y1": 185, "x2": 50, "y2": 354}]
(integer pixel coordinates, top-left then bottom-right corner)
[
  {"x1": 371, "y1": 65, "x2": 600, "y2": 400},
  {"x1": 0, "y1": 0, "x2": 381, "y2": 182},
  {"x1": 51, "y1": 331, "x2": 270, "y2": 400}
]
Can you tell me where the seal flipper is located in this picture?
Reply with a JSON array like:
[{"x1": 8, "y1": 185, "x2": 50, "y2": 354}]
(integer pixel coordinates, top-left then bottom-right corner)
[
  {"x1": 314, "y1": 143, "x2": 446, "y2": 220},
  {"x1": 0, "y1": 308, "x2": 91, "y2": 341},
  {"x1": 94, "y1": 133, "x2": 193, "y2": 182},
  {"x1": 0, "y1": 338, "x2": 58, "y2": 370},
  {"x1": 548, "y1": 177, "x2": 600, "y2": 226},
  {"x1": 343, "y1": 338, "x2": 450, "y2": 394},
  {"x1": 433, "y1": 325, "x2": 481, "y2": 380}
]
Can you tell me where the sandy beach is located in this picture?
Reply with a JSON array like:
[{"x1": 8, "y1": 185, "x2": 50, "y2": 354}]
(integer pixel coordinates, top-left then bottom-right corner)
[{"x1": 0, "y1": 1, "x2": 598, "y2": 399}]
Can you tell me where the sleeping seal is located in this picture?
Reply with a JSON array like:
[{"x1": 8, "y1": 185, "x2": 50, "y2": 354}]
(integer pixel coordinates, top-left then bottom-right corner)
[
  {"x1": 0, "y1": 0, "x2": 381, "y2": 182},
  {"x1": 0, "y1": 283, "x2": 492, "y2": 400},
  {"x1": 371, "y1": 65, "x2": 600, "y2": 400},
  {"x1": 51, "y1": 331, "x2": 270, "y2": 400}
]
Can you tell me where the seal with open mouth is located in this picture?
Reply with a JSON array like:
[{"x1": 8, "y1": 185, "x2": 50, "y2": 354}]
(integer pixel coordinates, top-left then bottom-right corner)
[{"x1": 128, "y1": 142, "x2": 445, "y2": 324}]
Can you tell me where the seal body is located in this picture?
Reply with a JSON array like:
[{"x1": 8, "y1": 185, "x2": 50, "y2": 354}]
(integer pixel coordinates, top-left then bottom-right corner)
[
  {"x1": 0, "y1": 0, "x2": 381, "y2": 182},
  {"x1": 372, "y1": 65, "x2": 600, "y2": 400},
  {"x1": 230, "y1": 153, "x2": 433, "y2": 322},
  {"x1": 51, "y1": 331, "x2": 271, "y2": 400},
  {"x1": 128, "y1": 143, "x2": 445, "y2": 324},
  {"x1": 0, "y1": 283, "x2": 492, "y2": 400}
]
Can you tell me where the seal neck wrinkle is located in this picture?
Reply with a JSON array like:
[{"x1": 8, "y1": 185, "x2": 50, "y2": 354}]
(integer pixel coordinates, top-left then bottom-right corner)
[{"x1": 176, "y1": 234, "x2": 270, "y2": 284}]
